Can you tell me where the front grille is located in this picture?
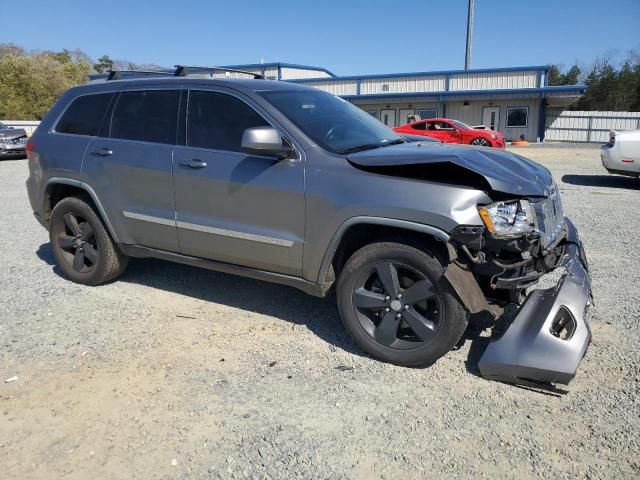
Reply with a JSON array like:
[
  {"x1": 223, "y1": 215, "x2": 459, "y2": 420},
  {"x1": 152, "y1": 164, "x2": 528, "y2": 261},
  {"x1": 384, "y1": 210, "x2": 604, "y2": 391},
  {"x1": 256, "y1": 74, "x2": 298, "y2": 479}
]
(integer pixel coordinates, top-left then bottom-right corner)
[
  {"x1": 0, "y1": 137, "x2": 27, "y2": 145},
  {"x1": 533, "y1": 185, "x2": 564, "y2": 247}
]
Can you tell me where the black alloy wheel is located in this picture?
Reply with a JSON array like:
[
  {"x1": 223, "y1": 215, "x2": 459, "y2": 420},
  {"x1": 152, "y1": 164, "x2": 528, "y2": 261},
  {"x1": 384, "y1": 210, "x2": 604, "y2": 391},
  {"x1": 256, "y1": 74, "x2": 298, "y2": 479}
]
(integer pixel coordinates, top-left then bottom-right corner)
[
  {"x1": 48, "y1": 195, "x2": 128, "y2": 285},
  {"x1": 352, "y1": 261, "x2": 443, "y2": 350},
  {"x1": 54, "y1": 212, "x2": 99, "y2": 273},
  {"x1": 336, "y1": 242, "x2": 468, "y2": 367},
  {"x1": 471, "y1": 138, "x2": 491, "y2": 147}
]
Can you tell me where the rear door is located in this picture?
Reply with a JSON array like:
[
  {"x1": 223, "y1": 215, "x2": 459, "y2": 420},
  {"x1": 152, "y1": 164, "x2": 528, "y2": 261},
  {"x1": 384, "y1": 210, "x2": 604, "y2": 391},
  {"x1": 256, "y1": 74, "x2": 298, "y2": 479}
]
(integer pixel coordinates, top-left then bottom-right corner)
[
  {"x1": 83, "y1": 87, "x2": 181, "y2": 252},
  {"x1": 172, "y1": 88, "x2": 305, "y2": 276}
]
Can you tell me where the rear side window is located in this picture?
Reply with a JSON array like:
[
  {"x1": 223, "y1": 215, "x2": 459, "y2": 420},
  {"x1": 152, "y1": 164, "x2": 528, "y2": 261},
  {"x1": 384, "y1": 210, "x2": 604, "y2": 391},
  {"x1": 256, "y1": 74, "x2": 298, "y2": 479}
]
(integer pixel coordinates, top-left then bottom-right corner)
[
  {"x1": 56, "y1": 93, "x2": 114, "y2": 136},
  {"x1": 111, "y1": 90, "x2": 180, "y2": 144},
  {"x1": 187, "y1": 91, "x2": 268, "y2": 151}
]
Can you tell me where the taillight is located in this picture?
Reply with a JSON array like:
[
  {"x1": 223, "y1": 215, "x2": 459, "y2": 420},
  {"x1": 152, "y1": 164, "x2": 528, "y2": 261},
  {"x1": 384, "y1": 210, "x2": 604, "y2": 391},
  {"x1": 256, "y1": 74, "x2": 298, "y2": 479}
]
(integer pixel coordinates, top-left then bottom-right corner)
[{"x1": 26, "y1": 138, "x2": 35, "y2": 161}]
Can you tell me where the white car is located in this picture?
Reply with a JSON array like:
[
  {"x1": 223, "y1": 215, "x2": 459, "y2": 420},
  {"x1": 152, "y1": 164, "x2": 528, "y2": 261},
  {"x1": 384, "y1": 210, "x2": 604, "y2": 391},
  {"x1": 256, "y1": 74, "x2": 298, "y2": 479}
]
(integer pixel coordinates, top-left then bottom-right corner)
[{"x1": 601, "y1": 130, "x2": 640, "y2": 178}]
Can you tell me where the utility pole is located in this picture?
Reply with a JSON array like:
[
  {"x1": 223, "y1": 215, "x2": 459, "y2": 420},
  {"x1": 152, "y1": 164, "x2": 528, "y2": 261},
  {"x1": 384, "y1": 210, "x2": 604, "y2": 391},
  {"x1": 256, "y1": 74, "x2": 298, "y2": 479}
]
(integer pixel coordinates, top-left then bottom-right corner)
[{"x1": 465, "y1": 0, "x2": 475, "y2": 70}]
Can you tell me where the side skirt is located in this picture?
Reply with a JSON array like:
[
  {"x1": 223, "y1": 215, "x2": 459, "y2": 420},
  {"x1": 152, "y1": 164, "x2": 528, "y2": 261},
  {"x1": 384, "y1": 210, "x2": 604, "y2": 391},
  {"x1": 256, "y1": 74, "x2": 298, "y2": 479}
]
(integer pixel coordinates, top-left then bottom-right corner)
[{"x1": 118, "y1": 244, "x2": 331, "y2": 298}]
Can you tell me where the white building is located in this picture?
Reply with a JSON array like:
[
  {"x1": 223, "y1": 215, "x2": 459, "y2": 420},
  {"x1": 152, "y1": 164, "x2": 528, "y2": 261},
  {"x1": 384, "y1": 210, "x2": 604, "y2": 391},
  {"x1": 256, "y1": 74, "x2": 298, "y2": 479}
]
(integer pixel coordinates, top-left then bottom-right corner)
[{"x1": 223, "y1": 62, "x2": 585, "y2": 142}]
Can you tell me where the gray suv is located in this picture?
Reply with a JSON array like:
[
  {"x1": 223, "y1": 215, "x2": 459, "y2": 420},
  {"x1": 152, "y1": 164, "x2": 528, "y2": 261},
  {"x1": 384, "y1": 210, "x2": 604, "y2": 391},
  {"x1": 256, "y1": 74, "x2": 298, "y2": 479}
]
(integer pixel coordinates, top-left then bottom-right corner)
[{"x1": 26, "y1": 66, "x2": 592, "y2": 388}]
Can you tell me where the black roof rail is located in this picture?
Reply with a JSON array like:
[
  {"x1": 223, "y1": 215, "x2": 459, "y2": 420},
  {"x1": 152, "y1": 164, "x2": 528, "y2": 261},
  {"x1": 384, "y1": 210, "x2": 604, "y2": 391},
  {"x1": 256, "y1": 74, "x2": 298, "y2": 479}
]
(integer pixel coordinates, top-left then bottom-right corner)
[
  {"x1": 106, "y1": 70, "x2": 174, "y2": 81},
  {"x1": 174, "y1": 65, "x2": 264, "y2": 79}
]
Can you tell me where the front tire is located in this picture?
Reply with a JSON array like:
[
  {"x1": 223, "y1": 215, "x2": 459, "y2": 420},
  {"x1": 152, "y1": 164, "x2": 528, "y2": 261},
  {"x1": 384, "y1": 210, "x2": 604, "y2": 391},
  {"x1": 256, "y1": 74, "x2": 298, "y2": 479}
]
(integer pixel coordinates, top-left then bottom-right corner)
[
  {"x1": 336, "y1": 242, "x2": 468, "y2": 367},
  {"x1": 470, "y1": 137, "x2": 491, "y2": 147},
  {"x1": 49, "y1": 196, "x2": 128, "y2": 285}
]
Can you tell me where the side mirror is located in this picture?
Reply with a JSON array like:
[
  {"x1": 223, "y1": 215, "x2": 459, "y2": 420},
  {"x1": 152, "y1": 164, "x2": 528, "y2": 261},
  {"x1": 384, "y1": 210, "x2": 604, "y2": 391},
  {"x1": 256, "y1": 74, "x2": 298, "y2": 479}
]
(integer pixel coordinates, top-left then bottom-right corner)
[{"x1": 241, "y1": 126, "x2": 292, "y2": 160}]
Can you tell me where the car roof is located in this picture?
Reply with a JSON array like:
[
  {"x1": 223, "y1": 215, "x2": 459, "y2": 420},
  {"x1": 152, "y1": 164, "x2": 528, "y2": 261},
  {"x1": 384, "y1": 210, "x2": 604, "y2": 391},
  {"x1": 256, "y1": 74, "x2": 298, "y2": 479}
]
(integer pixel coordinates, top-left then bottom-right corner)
[
  {"x1": 69, "y1": 77, "x2": 315, "y2": 96},
  {"x1": 417, "y1": 118, "x2": 447, "y2": 123}
]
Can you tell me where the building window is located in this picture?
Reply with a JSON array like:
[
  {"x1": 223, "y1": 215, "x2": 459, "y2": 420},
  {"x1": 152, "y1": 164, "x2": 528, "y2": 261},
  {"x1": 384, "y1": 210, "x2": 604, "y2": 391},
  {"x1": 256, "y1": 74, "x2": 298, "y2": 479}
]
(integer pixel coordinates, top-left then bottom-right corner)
[
  {"x1": 418, "y1": 108, "x2": 437, "y2": 120},
  {"x1": 366, "y1": 110, "x2": 378, "y2": 118},
  {"x1": 506, "y1": 107, "x2": 528, "y2": 128}
]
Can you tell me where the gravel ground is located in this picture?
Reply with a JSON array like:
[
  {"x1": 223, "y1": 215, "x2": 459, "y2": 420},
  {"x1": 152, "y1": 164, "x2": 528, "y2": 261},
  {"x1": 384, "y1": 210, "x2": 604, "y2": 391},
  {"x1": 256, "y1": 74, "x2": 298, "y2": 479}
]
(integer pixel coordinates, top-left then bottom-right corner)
[{"x1": 1, "y1": 147, "x2": 639, "y2": 479}]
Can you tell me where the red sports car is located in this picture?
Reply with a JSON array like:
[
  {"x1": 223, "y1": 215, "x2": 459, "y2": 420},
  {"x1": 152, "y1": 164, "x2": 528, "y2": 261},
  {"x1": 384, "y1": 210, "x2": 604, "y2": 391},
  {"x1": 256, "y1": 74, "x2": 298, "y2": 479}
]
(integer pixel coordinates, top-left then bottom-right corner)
[{"x1": 394, "y1": 118, "x2": 505, "y2": 149}]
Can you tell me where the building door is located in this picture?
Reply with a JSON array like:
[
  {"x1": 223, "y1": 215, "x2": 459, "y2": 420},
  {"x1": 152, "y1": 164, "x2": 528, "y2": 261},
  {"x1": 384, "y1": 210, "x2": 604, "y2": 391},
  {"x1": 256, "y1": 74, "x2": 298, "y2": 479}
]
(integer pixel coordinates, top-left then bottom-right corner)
[
  {"x1": 482, "y1": 106, "x2": 500, "y2": 131},
  {"x1": 399, "y1": 108, "x2": 415, "y2": 125},
  {"x1": 380, "y1": 109, "x2": 396, "y2": 127}
]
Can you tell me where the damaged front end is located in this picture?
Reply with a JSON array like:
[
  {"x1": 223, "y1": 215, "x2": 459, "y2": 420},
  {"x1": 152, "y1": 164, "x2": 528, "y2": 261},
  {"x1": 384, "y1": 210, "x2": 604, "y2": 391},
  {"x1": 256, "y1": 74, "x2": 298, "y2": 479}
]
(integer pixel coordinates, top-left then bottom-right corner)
[
  {"x1": 346, "y1": 142, "x2": 592, "y2": 388},
  {"x1": 449, "y1": 189, "x2": 592, "y2": 388}
]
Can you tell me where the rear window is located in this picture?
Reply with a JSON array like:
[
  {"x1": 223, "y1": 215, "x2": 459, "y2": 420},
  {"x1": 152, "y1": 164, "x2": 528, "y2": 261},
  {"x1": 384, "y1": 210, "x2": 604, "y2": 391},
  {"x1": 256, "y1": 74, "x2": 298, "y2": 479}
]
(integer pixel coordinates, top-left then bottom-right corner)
[
  {"x1": 56, "y1": 93, "x2": 114, "y2": 136},
  {"x1": 110, "y1": 90, "x2": 180, "y2": 144}
]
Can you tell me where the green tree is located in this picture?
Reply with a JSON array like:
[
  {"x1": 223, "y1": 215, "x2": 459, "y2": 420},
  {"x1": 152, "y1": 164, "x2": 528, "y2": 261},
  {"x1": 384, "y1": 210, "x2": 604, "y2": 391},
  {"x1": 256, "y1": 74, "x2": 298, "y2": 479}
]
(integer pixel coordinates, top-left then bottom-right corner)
[
  {"x1": 0, "y1": 48, "x2": 90, "y2": 120},
  {"x1": 93, "y1": 54, "x2": 114, "y2": 73},
  {"x1": 548, "y1": 64, "x2": 581, "y2": 86},
  {"x1": 563, "y1": 65, "x2": 581, "y2": 85},
  {"x1": 548, "y1": 65, "x2": 563, "y2": 85}
]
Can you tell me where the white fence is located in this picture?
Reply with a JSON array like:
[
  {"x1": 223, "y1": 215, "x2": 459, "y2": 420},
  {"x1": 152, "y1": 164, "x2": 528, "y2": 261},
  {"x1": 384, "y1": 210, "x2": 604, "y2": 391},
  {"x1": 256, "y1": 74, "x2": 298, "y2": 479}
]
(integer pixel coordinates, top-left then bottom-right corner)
[
  {"x1": 545, "y1": 110, "x2": 640, "y2": 143},
  {"x1": 1, "y1": 120, "x2": 41, "y2": 136}
]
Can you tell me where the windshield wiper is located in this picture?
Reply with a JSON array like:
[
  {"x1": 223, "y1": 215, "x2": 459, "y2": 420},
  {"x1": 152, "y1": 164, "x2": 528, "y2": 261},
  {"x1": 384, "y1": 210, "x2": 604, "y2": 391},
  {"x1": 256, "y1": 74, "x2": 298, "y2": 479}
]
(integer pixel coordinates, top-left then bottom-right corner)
[
  {"x1": 338, "y1": 138, "x2": 405, "y2": 155},
  {"x1": 337, "y1": 143, "x2": 385, "y2": 154}
]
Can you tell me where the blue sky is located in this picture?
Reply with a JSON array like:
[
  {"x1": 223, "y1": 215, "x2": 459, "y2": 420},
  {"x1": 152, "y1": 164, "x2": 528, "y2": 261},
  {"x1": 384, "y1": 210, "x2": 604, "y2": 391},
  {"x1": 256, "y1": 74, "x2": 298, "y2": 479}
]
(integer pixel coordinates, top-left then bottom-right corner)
[{"x1": 2, "y1": 0, "x2": 639, "y2": 75}]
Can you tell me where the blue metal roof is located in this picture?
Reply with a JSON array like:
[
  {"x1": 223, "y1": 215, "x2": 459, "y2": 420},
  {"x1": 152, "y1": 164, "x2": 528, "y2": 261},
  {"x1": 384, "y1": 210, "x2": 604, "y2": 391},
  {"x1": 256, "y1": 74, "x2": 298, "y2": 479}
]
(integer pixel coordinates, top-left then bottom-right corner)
[
  {"x1": 288, "y1": 65, "x2": 551, "y2": 83},
  {"x1": 340, "y1": 85, "x2": 586, "y2": 101},
  {"x1": 222, "y1": 62, "x2": 336, "y2": 77}
]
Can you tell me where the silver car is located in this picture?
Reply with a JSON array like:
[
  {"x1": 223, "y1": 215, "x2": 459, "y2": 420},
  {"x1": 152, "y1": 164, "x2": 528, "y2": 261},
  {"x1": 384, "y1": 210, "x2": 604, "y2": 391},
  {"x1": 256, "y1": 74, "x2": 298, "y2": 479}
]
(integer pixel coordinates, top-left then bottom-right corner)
[
  {"x1": 0, "y1": 122, "x2": 28, "y2": 159},
  {"x1": 25, "y1": 66, "x2": 592, "y2": 389}
]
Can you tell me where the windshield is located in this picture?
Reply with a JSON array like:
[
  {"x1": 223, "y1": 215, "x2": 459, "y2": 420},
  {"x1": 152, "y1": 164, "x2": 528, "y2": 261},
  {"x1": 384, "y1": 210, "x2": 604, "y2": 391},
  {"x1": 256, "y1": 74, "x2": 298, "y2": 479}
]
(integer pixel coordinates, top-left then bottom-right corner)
[
  {"x1": 258, "y1": 89, "x2": 402, "y2": 154},
  {"x1": 0, "y1": 122, "x2": 7, "y2": 129},
  {"x1": 450, "y1": 120, "x2": 472, "y2": 130}
]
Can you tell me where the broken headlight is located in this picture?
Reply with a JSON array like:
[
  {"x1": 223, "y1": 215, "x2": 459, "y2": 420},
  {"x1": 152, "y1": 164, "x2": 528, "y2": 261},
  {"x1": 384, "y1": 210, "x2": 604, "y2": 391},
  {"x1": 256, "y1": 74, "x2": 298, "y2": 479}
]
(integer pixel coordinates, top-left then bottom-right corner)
[{"x1": 478, "y1": 200, "x2": 535, "y2": 237}]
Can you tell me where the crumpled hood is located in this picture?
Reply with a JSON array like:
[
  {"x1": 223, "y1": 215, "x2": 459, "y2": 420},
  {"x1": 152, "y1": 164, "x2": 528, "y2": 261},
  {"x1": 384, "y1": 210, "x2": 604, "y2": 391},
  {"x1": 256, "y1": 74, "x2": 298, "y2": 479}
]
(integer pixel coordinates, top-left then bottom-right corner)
[
  {"x1": 0, "y1": 128, "x2": 27, "y2": 141},
  {"x1": 347, "y1": 142, "x2": 554, "y2": 197}
]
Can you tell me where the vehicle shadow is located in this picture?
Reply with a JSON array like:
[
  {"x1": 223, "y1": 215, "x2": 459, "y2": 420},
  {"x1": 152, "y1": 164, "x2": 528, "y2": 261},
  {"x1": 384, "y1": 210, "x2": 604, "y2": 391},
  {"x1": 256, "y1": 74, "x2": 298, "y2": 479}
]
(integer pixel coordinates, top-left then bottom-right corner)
[
  {"x1": 36, "y1": 242, "x2": 362, "y2": 359},
  {"x1": 36, "y1": 242, "x2": 496, "y2": 373},
  {"x1": 561, "y1": 174, "x2": 639, "y2": 190}
]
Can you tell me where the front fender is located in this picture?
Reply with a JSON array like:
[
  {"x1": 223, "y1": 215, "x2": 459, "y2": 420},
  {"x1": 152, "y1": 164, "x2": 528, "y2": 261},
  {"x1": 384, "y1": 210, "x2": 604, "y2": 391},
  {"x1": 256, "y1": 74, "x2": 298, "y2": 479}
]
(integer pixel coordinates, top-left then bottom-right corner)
[{"x1": 315, "y1": 216, "x2": 451, "y2": 285}]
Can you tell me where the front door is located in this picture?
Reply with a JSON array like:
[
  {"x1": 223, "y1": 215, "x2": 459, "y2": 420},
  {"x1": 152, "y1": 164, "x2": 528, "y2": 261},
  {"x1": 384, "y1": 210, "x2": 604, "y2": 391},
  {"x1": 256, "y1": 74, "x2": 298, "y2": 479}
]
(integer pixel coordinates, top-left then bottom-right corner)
[
  {"x1": 482, "y1": 106, "x2": 500, "y2": 131},
  {"x1": 380, "y1": 109, "x2": 396, "y2": 127},
  {"x1": 172, "y1": 89, "x2": 305, "y2": 276},
  {"x1": 425, "y1": 120, "x2": 463, "y2": 143}
]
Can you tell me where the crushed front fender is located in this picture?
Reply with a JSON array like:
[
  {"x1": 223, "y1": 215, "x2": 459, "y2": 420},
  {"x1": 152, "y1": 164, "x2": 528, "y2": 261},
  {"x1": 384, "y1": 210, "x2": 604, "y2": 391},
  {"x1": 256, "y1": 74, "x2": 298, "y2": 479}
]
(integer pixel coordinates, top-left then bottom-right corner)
[{"x1": 478, "y1": 218, "x2": 592, "y2": 386}]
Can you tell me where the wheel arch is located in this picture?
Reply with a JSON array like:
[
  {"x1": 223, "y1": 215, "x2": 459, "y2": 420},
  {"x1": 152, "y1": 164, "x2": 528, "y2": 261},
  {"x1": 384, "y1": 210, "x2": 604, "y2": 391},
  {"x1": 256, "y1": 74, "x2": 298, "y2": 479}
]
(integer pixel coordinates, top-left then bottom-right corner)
[
  {"x1": 317, "y1": 217, "x2": 451, "y2": 285},
  {"x1": 44, "y1": 178, "x2": 120, "y2": 243}
]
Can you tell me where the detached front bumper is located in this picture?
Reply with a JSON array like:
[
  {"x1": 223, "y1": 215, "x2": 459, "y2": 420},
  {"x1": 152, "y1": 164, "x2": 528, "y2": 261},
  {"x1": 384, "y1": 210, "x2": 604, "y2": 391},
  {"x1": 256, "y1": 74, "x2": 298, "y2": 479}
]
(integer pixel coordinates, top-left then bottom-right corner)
[{"x1": 478, "y1": 218, "x2": 592, "y2": 386}]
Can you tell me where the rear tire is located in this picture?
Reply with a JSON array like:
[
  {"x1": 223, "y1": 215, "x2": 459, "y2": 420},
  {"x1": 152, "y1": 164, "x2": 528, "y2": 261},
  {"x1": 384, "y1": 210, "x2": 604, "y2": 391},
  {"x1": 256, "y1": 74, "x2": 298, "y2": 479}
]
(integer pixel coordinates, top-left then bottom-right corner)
[
  {"x1": 336, "y1": 242, "x2": 468, "y2": 367},
  {"x1": 49, "y1": 196, "x2": 128, "y2": 285}
]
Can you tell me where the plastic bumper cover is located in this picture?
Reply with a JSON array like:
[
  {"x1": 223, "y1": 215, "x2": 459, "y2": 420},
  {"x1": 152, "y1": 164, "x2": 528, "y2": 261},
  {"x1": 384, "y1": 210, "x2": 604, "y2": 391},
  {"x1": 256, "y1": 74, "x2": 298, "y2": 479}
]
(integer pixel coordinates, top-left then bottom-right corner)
[{"x1": 478, "y1": 218, "x2": 592, "y2": 386}]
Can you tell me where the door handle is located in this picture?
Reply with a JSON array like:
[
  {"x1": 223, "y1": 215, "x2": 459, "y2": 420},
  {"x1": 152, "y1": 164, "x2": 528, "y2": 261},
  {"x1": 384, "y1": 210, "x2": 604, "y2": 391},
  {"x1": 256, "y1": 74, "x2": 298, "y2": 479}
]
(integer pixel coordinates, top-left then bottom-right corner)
[
  {"x1": 180, "y1": 159, "x2": 207, "y2": 169},
  {"x1": 91, "y1": 148, "x2": 113, "y2": 157}
]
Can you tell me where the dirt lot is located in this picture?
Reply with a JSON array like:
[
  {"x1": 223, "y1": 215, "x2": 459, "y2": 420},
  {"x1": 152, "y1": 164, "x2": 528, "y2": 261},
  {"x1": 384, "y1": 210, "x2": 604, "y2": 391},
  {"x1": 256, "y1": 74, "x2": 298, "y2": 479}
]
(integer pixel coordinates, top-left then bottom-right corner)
[{"x1": 1, "y1": 146, "x2": 639, "y2": 479}]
